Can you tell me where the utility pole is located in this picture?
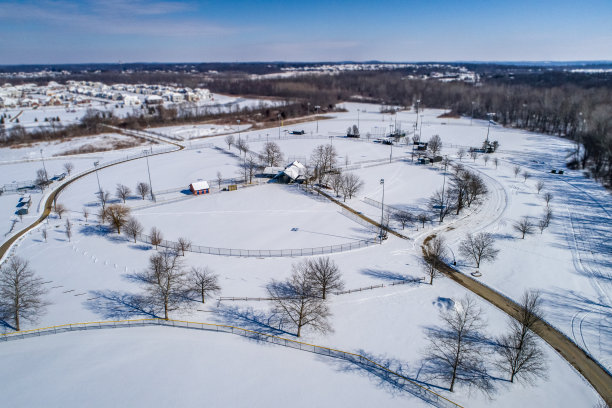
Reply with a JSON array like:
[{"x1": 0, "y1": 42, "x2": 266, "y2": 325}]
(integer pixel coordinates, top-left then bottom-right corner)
[
  {"x1": 379, "y1": 178, "x2": 385, "y2": 243},
  {"x1": 315, "y1": 105, "x2": 320, "y2": 133},
  {"x1": 144, "y1": 150, "x2": 155, "y2": 202},
  {"x1": 486, "y1": 112, "x2": 495, "y2": 143},
  {"x1": 237, "y1": 119, "x2": 241, "y2": 141},
  {"x1": 40, "y1": 149, "x2": 48, "y2": 179},
  {"x1": 357, "y1": 109, "x2": 360, "y2": 133}
]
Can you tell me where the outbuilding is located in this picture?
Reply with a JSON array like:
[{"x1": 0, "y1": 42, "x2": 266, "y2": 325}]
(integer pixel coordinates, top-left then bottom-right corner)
[{"x1": 189, "y1": 181, "x2": 210, "y2": 195}]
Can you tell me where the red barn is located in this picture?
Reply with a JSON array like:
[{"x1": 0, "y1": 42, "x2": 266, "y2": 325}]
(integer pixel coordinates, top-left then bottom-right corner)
[{"x1": 189, "y1": 181, "x2": 210, "y2": 195}]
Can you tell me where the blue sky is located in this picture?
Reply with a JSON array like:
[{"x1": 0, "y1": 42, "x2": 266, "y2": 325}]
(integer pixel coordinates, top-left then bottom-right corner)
[{"x1": 0, "y1": 0, "x2": 610, "y2": 64}]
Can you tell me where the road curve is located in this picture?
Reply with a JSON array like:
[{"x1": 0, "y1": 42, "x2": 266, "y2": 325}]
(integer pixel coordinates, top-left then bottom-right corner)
[{"x1": 0, "y1": 137, "x2": 183, "y2": 265}]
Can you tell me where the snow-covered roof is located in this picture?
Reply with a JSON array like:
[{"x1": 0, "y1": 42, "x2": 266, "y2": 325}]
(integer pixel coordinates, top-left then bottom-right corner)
[
  {"x1": 282, "y1": 161, "x2": 306, "y2": 180},
  {"x1": 190, "y1": 181, "x2": 209, "y2": 190},
  {"x1": 263, "y1": 166, "x2": 283, "y2": 175}
]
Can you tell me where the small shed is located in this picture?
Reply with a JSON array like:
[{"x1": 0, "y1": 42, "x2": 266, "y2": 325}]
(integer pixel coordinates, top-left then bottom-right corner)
[{"x1": 189, "y1": 181, "x2": 210, "y2": 195}]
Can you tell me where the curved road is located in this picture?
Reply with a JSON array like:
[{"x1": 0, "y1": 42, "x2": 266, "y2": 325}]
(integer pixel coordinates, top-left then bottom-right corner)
[{"x1": 0, "y1": 134, "x2": 183, "y2": 264}]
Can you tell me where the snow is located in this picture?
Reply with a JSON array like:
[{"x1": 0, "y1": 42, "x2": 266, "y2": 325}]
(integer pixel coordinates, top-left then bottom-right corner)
[{"x1": 0, "y1": 102, "x2": 609, "y2": 407}]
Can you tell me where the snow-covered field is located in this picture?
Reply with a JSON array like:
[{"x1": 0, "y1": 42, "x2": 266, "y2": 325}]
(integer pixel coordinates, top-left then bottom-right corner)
[{"x1": 0, "y1": 103, "x2": 609, "y2": 407}]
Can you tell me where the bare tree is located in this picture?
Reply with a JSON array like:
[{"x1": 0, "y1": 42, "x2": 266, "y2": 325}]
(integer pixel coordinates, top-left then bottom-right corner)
[
  {"x1": 41, "y1": 228, "x2": 47, "y2": 242},
  {"x1": 63, "y1": 162, "x2": 74, "y2": 176},
  {"x1": 224, "y1": 134, "x2": 235, "y2": 150},
  {"x1": 469, "y1": 150, "x2": 479, "y2": 162},
  {"x1": 216, "y1": 171, "x2": 223, "y2": 189},
  {"x1": 543, "y1": 192, "x2": 553, "y2": 207},
  {"x1": 330, "y1": 172, "x2": 343, "y2": 197},
  {"x1": 125, "y1": 218, "x2": 143, "y2": 243},
  {"x1": 496, "y1": 291, "x2": 547, "y2": 383},
  {"x1": 522, "y1": 171, "x2": 531, "y2": 183},
  {"x1": 483, "y1": 155, "x2": 490, "y2": 166},
  {"x1": 54, "y1": 203, "x2": 66, "y2": 219},
  {"x1": 176, "y1": 237, "x2": 192, "y2": 256},
  {"x1": 35, "y1": 168, "x2": 49, "y2": 190},
  {"x1": 116, "y1": 184, "x2": 131, "y2": 203},
  {"x1": 465, "y1": 173, "x2": 487, "y2": 207},
  {"x1": 417, "y1": 213, "x2": 430, "y2": 228},
  {"x1": 267, "y1": 265, "x2": 331, "y2": 337},
  {"x1": 261, "y1": 142, "x2": 284, "y2": 167},
  {"x1": 428, "y1": 134, "x2": 442, "y2": 157},
  {"x1": 65, "y1": 218, "x2": 72, "y2": 242},
  {"x1": 456, "y1": 148, "x2": 466, "y2": 161},
  {"x1": 103, "y1": 204, "x2": 130, "y2": 234},
  {"x1": 429, "y1": 188, "x2": 455, "y2": 223},
  {"x1": 513, "y1": 165, "x2": 521, "y2": 178},
  {"x1": 0, "y1": 257, "x2": 48, "y2": 331},
  {"x1": 514, "y1": 216, "x2": 535, "y2": 239},
  {"x1": 422, "y1": 236, "x2": 447, "y2": 284},
  {"x1": 493, "y1": 157, "x2": 499, "y2": 169},
  {"x1": 136, "y1": 182, "x2": 150, "y2": 200},
  {"x1": 82, "y1": 207, "x2": 89, "y2": 222},
  {"x1": 134, "y1": 250, "x2": 188, "y2": 320},
  {"x1": 458, "y1": 232, "x2": 499, "y2": 268},
  {"x1": 96, "y1": 189, "x2": 110, "y2": 209},
  {"x1": 393, "y1": 211, "x2": 413, "y2": 230},
  {"x1": 150, "y1": 226, "x2": 163, "y2": 250},
  {"x1": 246, "y1": 153, "x2": 259, "y2": 184},
  {"x1": 423, "y1": 296, "x2": 492, "y2": 393},
  {"x1": 535, "y1": 180, "x2": 545, "y2": 194},
  {"x1": 341, "y1": 173, "x2": 364, "y2": 201},
  {"x1": 236, "y1": 138, "x2": 249, "y2": 157},
  {"x1": 189, "y1": 266, "x2": 220, "y2": 303},
  {"x1": 304, "y1": 257, "x2": 344, "y2": 299}
]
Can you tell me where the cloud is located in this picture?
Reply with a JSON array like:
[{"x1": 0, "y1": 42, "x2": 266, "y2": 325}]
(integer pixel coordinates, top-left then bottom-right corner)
[{"x1": 0, "y1": 0, "x2": 235, "y2": 37}]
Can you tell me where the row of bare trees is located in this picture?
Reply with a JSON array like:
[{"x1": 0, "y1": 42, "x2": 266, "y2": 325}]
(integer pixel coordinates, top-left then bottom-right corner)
[
  {"x1": 424, "y1": 292, "x2": 547, "y2": 394},
  {"x1": 429, "y1": 164, "x2": 488, "y2": 223}
]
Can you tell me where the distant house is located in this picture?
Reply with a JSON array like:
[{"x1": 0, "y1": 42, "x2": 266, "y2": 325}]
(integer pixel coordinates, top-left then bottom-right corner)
[
  {"x1": 189, "y1": 181, "x2": 210, "y2": 195},
  {"x1": 145, "y1": 95, "x2": 163, "y2": 105}
]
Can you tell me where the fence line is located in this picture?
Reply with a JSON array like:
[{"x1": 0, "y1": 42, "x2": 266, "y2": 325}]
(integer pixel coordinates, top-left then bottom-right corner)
[
  {"x1": 0, "y1": 318, "x2": 463, "y2": 408},
  {"x1": 363, "y1": 197, "x2": 406, "y2": 215},
  {"x1": 339, "y1": 208, "x2": 380, "y2": 233},
  {"x1": 333, "y1": 278, "x2": 424, "y2": 295},
  {"x1": 218, "y1": 279, "x2": 424, "y2": 301},
  {"x1": 132, "y1": 230, "x2": 378, "y2": 258}
]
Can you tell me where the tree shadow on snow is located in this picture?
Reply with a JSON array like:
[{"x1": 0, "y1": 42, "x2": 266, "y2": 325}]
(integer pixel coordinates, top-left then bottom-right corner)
[
  {"x1": 213, "y1": 304, "x2": 293, "y2": 337},
  {"x1": 325, "y1": 349, "x2": 453, "y2": 407},
  {"x1": 361, "y1": 268, "x2": 423, "y2": 284},
  {"x1": 85, "y1": 290, "x2": 162, "y2": 320}
]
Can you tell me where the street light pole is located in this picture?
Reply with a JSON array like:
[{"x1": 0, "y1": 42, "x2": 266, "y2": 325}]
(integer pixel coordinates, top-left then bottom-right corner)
[
  {"x1": 144, "y1": 150, "x2": 155, "y2": 202},
  {"x1": 314, "y1": 105, "x2": 321, "y2": 133},
  {"x1": 379, "y1": 178, "x2": 385, "y2": 243},
  {"x1": 93, "y1": 161, "x2": 102, "y2": 193}
]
